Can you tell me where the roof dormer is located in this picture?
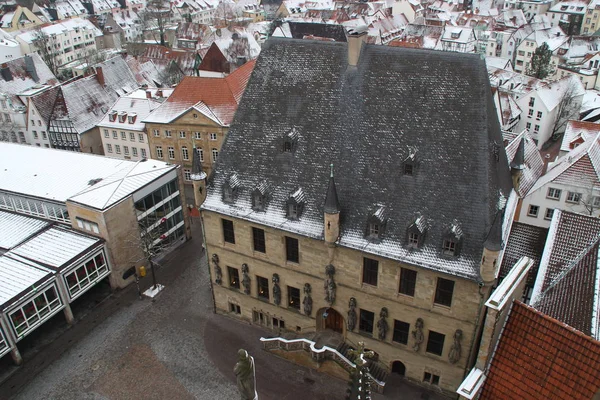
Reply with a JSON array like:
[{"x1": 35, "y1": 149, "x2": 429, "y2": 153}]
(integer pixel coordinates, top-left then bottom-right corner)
[
  {"x1": 283, "y1": 127, "x2": 299, "y2": 153},
  {"x1": 108, "y1": 110, "x2": 117, "y2": 122},
  {"x1": 286, "y1": 187, "x2": 305, "y2": 220},
  {"x1": 365, "y1": 204, "x2": 387, "y2": 241},
  {"x1": 251, "y1": 180, "x2": 270, "y2": 212},
  {"x1": 128, "y1": 112, "x2": 137, "y2": 124},
  {"x1": 222, "y1": 173, "x2": 240, "y2": 204},
  {"x1": 442, "y1": 220, "x2": 463, "y2": 257},
  {"x1": 403, "y1": 147, "x2": 418, "y2": 176},
  {"x1": 118, "y1": 111, "x2": 127, "y2": 123},
  {"x1": 406, "y1": 214, "x2": 427, "y2": 249}
]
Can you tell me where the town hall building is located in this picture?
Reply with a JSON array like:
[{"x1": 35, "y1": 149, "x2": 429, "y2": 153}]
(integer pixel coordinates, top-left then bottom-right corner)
[{"x1": 200, "y1": 32, "x2": 514, "y2": 396}]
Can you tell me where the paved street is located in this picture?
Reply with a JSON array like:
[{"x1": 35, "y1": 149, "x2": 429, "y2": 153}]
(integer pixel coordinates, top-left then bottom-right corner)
[{"x1": 0, "y1": 221, "x2": 448, "y2": 400}]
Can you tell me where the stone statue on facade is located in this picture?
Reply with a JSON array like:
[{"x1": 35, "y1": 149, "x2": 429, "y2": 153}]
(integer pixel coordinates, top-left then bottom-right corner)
[
  {"x1": 411, "y1": 318, "x2": 424, "y2": 352},
  {"x1": 377, "y1": 307, "x2": 389, "y2": 341},
  {"x1": 234, "y1": 349, "x2": 258, "y2": 400},
  {"x1": 212, "y1": 254, "x2": 222, "y2": 285},
  {"x1": 303, "y1": 283, "x2": 313, "y2": 316},
  {"x1": 324, "y1": 264, "x2": 336, "y2": 306},
  {"x1": 241, "y1": 264, "x2": 251, "y2": 295},
  {"x1": 448, "y1": 329, "x2": 463, "y2": 364},
  {"x1": 272, "y1": 274, "x2": 281, "y2": 306},
  {"x1": 347, "y1": 297, "x2": 357, "y2": 332}
]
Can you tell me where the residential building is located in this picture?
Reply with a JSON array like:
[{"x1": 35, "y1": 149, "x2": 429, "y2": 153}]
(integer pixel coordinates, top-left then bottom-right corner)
[
  {"x1": 502, "y1": 0, "x2": 555, "y2": 21},
  {"x1": 547, "y1": 0, "x2": 587, "y2": 35},
  {"x1": 513, "y1": 26, "x2": 567, "y2": 74},
  {"x1": 582, "y1": 0, "x2": 600, "y2": 34},
  {"x1": 97, "y1": 89, "x2": 162, "y2": 160},
  {"x1": 0, "y1": 142, "x2": 191, "y2": 293},
  {"x1": 0, "y1": 28, "x2": 22, "y2": 62},
  {"x1": 144, "y1": 60, "x2": 255, "y2": 187},
  {"x1": 198, "y1": 29, "x2": 261, "y2": 74},
  {"x1": 0, "y1": 6, "x2": 43, "y2": 32},
  {"x1": 518, "y1": 133, "x2": 600, "y2": 227},
  {"x1": 201, "y1": 34, "x2": 514, "y2": 395},
  {"x1": 559, "y1": 119, "x2": 600, "y2": 157}
]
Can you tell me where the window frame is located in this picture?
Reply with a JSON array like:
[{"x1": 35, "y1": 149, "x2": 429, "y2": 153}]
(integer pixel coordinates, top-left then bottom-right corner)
[
  {"x1": 544, "y1": 208, "x2": 555, "y2": 220},
  {"x1": 257, "y1": 276, "x2": 269, "y2": 300},
  {"x1": 222, "y1": 218, "x2": 235, "y2": 244},
  {"x1": 362, "y1": 257, "x2": 379, "y2": 286},
  {"x1": 359, "y1": 309, "x2": 375, "y2": 335},
  {"x1": 434, "y1": 277, "x2": 454, "y2": 307},
  {"x1": 288, "y1": 286, "x2": 300, "y2": 310},
  {"x1": 392, "y1": 320, "x2": 410, "y2": 345},
  {"x1": 426, "y1": 330, "x2": 445, "y2": 356},
  {"x1": 566, "y1": 191, "x2": 581, "y2": 203},
  {"x1": 252, "y1": 227, "x2": 266, "y2": 253},
  {"x1": 228, "y1": 266, "x2": 240, "y2": 289},
  {"x1": 527, "y1": 204, "x2": 539, "y2": 217},
  {"x1": 547, "y1": 187, "x2": 562, "y2": 200},
  {"x1": 285, "y1": 236, "x2": 299, "y2": 263},
  {"x1": 399, "y1": 268, "x2": 417, "y2": 296}
]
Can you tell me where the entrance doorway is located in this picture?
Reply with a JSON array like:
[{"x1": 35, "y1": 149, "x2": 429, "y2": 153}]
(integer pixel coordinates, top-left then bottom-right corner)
[
  {"x1": 323, "y1": 308, "x2": 344, "y2": 333},
  {"x1": 391, "y1": 361, "x2": 406, "y2": 376}
]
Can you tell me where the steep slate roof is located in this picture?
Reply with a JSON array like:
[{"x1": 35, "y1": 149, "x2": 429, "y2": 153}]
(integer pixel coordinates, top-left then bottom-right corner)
[
  {"x1": 534, "y1": 238, "x2": 600, "y2": 337},
  {"x1": 532, "y1": 210, "x2": 600, "y2": 302},
  {"x1": 287, "y1": 21, "x2": 347, "y2": 41},
  {"x1": 499, "y1": 222, "x2": 548, "y2": 287},
  {"x1": 202, "y1": 38, "x2": 513, "y2": 281},
  {"x1": 0, "y1": 53, "x2": 57, "y2": 105},
  {"x1": 479, "y1": 301, "x2": 600, "y2": 400},
  {"x1": 92, "y1": 56, "x2": 139, "y2": 97},
  {"x1": 143, "y1": 60, "x2": 255, "y2": 126},
  {"x1": 505, "y1": 131, "x2": 544, "y2": 196}
]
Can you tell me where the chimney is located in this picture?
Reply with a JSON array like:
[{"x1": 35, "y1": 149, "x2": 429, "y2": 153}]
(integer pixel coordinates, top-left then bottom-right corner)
[
  {"x1": 347, "y1": 26, "x2": 367, "y2": 67},
  {"x1": 0, "y1": 63, "x2": 12, "y2": 81},
  {"x1": 24, "y1": 55, "x2": 39, "y2": 82},
  {"x1": 156, "y1": 89, "x2": 163, "y2": 97},
  {"x1": 146, "y1": 89, "x2": 152, "y2": 99},
  {"x1": 96, "y1": 66, "x2": 105, "y2": 86}
]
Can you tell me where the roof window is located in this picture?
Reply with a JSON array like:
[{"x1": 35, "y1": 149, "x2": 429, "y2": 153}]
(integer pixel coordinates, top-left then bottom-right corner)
[
  {"x1": 286, "y1": 187, "x2": 305, "y2": 220},
  {"x1": 223, "y1": 173, "x2": 241, "y2": 204},
  {"x1": 251, "y1": 180, "x2": 270, "y2": 212},
  {"x1": 365, "y1": 204, "x2": 387, "y2": 241},
  {"x1": 442, "y1": 220, "x2": 463, "y2": 257},
  {"x1": 283, "y1": 127, "x2": 299, "y2": 153},
  {"x1": 403, "y1": 147, "x2": 418, "y2": 176},
  {"x1": 406, "y1": 214, "x2": 427, "y2": 249},
  {"x1": 108, "y1": 110, "x2": 117, "y2": 122}
]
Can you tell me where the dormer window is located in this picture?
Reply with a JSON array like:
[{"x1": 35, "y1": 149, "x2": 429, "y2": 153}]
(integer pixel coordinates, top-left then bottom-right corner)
[
  {"x1": 128, "y1": 113, "x2": 137, "y2": 124},
  {"x1": 118, "y1": 112, "x2": 127, "y2": 123},
  {"x1": 406, "y1": 214, "x2": 427, "y2": 249},
  {"x1": 283, "y1": 127, "x2": 299, "y2": 153},
  {"x1": 403, "y1": 147, "x2": 417, "y2": 176},
  {"x1": 251, "y1": 181, "x2": 270, "y2": 212},
  {"x1": 365, "y1": 204, "x2": 387, "y2": 241},
  {"x1": 403, "y1": 163, "x2": 413, "y2": 176},
  {"x1": 442, "y1": 220, "x2": 463, "y2": 257},
  {"x1": 222, "y1": 173, "x2": 240, "y2": 204},
  {"x1": 108, "y1": 110, "x2": 117, "y2": 122},
  {"x1": 286, "y1": 187, "x2": 305, "y2": 220}
]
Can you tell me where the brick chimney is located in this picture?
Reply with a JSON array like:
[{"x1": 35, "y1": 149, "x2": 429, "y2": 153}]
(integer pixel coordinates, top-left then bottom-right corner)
[
  {"x1": 96, "y1": 66, "x2": 105, "y2": 86},
  {"x1": 347, "y1": 26, "x2": 367, "y2": 67},
  {"x1": 146, "y1": 89, "x2": 152, "y2": 99}
]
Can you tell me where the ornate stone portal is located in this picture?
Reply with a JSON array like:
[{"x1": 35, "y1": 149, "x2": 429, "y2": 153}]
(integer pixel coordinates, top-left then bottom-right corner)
[
  {"x1": 448, "y1": 329, "x2": 463, "y2": 364},
  {"x1": 376, "y1": 307, "x2": 389, "y2": 341},
  {"x1": 347, "y1": 297, "x2": 357, "y2": 332},
  {"x1": 303, "y1": 283, "x2": 313, "y2": 316},
  {"x1": 212, "y1": 254, "x2": 222, "y2": 285},
  {"x1": 241, "y1": 263, "x2": 251, "y2": 295},
  {"x1": 234, "y1": 349, "x2": 258, "y2": 400},
  {"x1": 411, "y1": 318, "x2": 424, "y2": 352},
  {"x1": 324, "y1": 264, "x2": 336, "y2": 306},
  {"x1": 272, "y1": 274, "x2": 281, "y2": 306}
]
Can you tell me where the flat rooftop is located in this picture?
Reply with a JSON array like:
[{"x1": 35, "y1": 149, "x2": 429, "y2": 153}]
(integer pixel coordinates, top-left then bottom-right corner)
[{"x1": 0, "y1": 143, "x2": 177, "y2": 210}]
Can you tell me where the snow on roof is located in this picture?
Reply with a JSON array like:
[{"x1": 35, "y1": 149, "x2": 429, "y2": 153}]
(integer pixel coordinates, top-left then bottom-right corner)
[
  {"x1": 0, "y1": 254, "x2": 53, "y2": 308},
  {"x1": 16, "y1": 18, "x2": 102, "y2": 43},
  {"x1": 560, "y1": 120, "x2": 600, "y2": 153},
  {"x1": 97, "y1": 94, "x2": 162, "y2": 131},
  {"x1": 505, "y1": 131, "x2": 544, "y2": 196},
  {"x1": 485, "y1": 56, "x2": 513, "y2": 71},
  {"x1": 536, "y1": 75, "x2": 585, "y2": 111},
  {"x1": 0, "y1": 210, "x2": 49, "y2": 251},
  {"x1": 0, "y1": 143, "x2": 177, "y2": 209},
  {"x1": 0, "y1": 53, "x2": 58, "y2": 103}
]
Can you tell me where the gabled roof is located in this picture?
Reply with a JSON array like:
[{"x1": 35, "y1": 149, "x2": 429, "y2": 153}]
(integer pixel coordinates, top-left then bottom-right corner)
[
  {"x1": 532, "y1": 210, "x2": 600, "y2": 303},
  {"x1": 143, "y1": 60, "x2": 255, "y2": 126},
  {"x1": 505, "y1": 130, "x2": 544, "y2": 196},
  {"x1": 202, "y1": 38, "x2": 513, "y2": 281},
  {"x1": 533, "y1": 238, "x2": 600, "y2": 338},
  {"x1": 92, "y1": 56, "x2": 139, "y2": 97},
  {"x1": 0, "y1": 210, "x2": 50, "y2": 252},
  {"x1": 97, "y1": 92, "x2": 162, "y2": 131},
  {"x1": 478, "y1": 301, "x2": 600, "y2": 400},
  {"x1": 0, "y1": 53, "x2": 57, "y2": 104},
  {"x1": 560, "y1": 120, "x2": 600, "y2": 154},
  {"x1": 498, "y1": 222, "x2": 548, "y2": 287}
]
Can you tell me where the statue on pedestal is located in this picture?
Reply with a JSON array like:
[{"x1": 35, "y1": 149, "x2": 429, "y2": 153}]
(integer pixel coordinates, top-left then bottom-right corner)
[{"x1": 234, "y1": 349, "x2": 258, "y2": 400}]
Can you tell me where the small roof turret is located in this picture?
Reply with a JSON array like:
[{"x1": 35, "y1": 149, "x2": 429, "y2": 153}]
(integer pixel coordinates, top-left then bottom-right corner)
[
  {"x1": 509, "y1": 137, "x2": 525, "y2": 171},
  {"x1": 484, "y1": 210, "x2": 503, "y2": 252},
  {"x1": 324, "y1": 164, "x2": 340, "y2": 214},
  {"x1": 190, "y1": 145, "x2": 207, "y2": 181}
]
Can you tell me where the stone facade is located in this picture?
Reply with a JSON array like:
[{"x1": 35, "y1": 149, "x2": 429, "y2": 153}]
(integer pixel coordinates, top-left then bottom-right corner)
[
  {"x1": 203, "y1": 210, "x2": 489, "y2": 395},
  {"x1": 145, "y1": 110, "x2": 227, "y2": 184}
]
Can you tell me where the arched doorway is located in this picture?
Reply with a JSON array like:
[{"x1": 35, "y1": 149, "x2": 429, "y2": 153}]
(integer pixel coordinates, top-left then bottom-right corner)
[
  {"x1": 318, "y1": 307, "x2": 344, "y2": 333},
  {"x1": 391, "y1": 361, "x2": 406, "y2": 376}
]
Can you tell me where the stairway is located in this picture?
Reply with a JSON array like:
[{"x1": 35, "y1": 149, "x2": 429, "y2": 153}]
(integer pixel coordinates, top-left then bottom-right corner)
[{"x1": 366, "y1": 359, "x2": 389, "y2": 383}]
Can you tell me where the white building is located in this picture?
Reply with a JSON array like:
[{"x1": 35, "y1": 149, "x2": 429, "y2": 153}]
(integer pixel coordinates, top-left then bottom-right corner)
[
  {"x1": 14, "y1": 18, "x2": 103, "y2": 67},
  {"x1": 513, "y1": 26, "x2": 567, "y2": 74},
  {"x1": 98, "y1": 89, "x2": 164, "y2": 161},
  {"x1": 0, "y1": 29, "x2": 22, "y2": 62},
  {"x1": 503, "y1": 0, "x2": 555, "y2": 21}
]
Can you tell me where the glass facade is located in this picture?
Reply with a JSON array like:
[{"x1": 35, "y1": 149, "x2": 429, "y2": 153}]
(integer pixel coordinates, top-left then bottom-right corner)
[
  {"x1": 64, "y1": 250, "x2": 110, "y2": 300},
  {"x1": 9, "y1": 285, "x2": 62, "y2": 338},
  {"x1": 0, "y1": 191, "x2": 69, "y2": 223}
]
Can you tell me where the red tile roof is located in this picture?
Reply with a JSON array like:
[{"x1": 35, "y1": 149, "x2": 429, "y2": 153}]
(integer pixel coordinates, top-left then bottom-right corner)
[
  {"x1": 143, "y1": 60, "x2": 255, "y2": 126},
  {"x1": 479, "y1": 301, "x2": 600, "y2": 400}
]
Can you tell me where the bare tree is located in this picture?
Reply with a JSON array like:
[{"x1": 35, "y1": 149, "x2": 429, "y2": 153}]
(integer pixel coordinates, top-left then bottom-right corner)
[
  {"x1": 79, "y1": 48, "x2": 110, "y2": 75},
  {"x1": 132, "y1": 212, "x2": 174, "y2": 290},
  {"x1": 32, "y1": 26, "x2": 59, "y2": 75},
  {"x1": 579, "y1": 182, "x2": 600, "y2": 216},
  {"x1": 140, "y1": 0, "x2": 172, "y2": 47},
  {"x1": 551, "y1": 82, "x2": 581, "y2": 140}
]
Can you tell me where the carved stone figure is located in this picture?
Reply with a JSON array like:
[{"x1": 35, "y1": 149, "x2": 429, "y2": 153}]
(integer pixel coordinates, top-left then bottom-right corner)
[
  {"x1": 324, "y1": 264, "x2": 336, "y2": 306},
  {"x1": 303, "y1": 283, "x2": 313, "y2": 316},
  {"x1": 272, "y1": 274, "x2": 281, "y2": 306},
  {"x1": 347, "y1": 297, "x2": 357, "y2": 332},
  {"x1": 448, "y1": 329, "x2": 463, "y2": 364},
  {"x1": 212, "y1": 254, "x2": 222, "y2": 285},
  {"x1": 411, "y1": 318, "x2": 424, "y2": 352},
  {"x1": 241, "y1": 263, "x2": 251, "y2": 295},
  {"x1": 234, "y1": 349, "x2": 258, "y2": 400},
  {"x1": 377, "y1": 307, "x2": 389, "y2": 341}
]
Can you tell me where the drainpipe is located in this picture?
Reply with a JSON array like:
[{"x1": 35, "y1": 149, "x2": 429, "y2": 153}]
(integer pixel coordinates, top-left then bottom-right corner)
[{"x1": 200, "y1": 213, "x2": 216, "y2": 314}]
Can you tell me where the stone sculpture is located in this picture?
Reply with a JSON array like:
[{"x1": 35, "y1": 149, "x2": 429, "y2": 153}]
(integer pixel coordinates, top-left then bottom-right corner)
[
  {"x1": 303, "y1": 283, "x2": 313, "y2": 316},
  {"x1": 212, "y1": 254, "x2": 222, "y2": 285},
  {"x1": 241, "y1": 263, "x2": 251, "y2": 295},
  {"x1": 347, "y1": 297, "x2": 357, "y2": 332},
  {"x1": 411, "y1": 318, "x2": 424, "y2": 352},
  {"x1": 324, "y1": 264, "x2": 336, "y2": 306},
  {"x1": 448, "y1": 329, "x2": 463, "y2": 364},
  {"x1": 377, "y1": 307, "x2": 389, "y2": 341},
  {"x1": 234, "y1": 349, "x2": 258, "y2": 400},
  {"x1": 272, "y1": 274, "x2": 281, "y2": 306}
]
